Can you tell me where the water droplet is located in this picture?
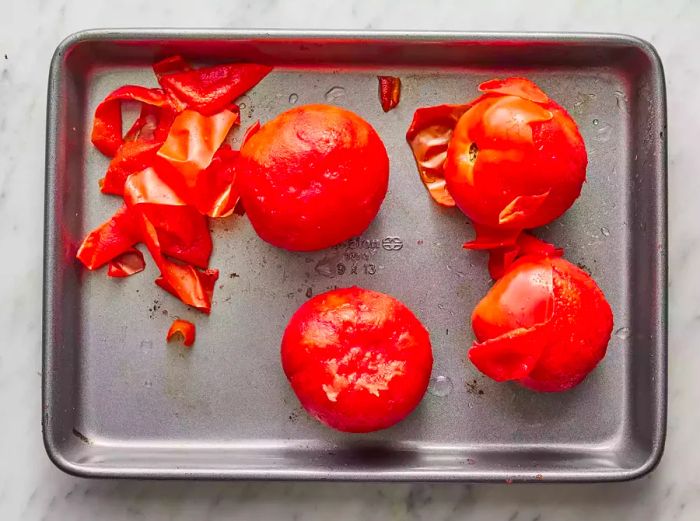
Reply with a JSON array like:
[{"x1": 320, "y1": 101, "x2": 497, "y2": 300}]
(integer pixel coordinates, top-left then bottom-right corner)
[
  {"x1": 324, "y1": 86, "x2": 346, "y2": 102},
  {"x1": 615, "y1": 327, "x2": 630, "y2": 340},
  {"x1": 592, "y1": 118, "x2": 599, "y2": 126},
  {"x1": 237, "y1": 95, "x2": 250, "y2": 110},
  {"x1": 593, "y1": 122, "x2": 613, "y2": 142},
  {"x1": 140, "y1": 340, "x2": 153, "y2": 349},
  {"x1": 600, "y1": 226, "x2": 610, "y2": 237},
  {"x1": 428, "y1": 375, "x2": 453, "y2": 397},
  {"x1": 144, "y1": 380, "x2": 153, "y2": 388},
  {"x1": 288, "y1": 93, "x2": 298, "y2": 104}
]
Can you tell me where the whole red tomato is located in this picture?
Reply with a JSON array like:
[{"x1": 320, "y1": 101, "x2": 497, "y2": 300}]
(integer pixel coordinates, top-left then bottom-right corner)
[
  {"x1": 237, "y1": 104, "x2": 389, "y2": 251},
  {"x1": 281, "y1": 287, "x2": 433, "y2": 432},
  {"x1": 447, "y1": 78, "x2": 587, "y2": 246},
  {"x1": 408, "y1": 78, "x2": 587, "y2": 248},
  {"x1": 469, "y1": 255, "x2": 613, "y2": 392}
]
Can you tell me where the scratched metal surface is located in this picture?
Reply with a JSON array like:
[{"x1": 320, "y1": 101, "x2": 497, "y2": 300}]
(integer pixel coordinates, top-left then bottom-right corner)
[{"x1": 43, "y1": 30, "x2": 666, "y2": 481}]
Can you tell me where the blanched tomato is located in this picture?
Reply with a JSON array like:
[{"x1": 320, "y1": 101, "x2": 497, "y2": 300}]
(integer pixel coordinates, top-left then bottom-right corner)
[
  {"x1": 237, "y1": 104, "x2": 389, "y2": 251},
  {"x1": 281, "y1": 287, "x2": 433, "y2": 432},
  {"x1": 445, "y1": 78, "x2": 587, "y2": 248},
  {"x1": 469, "y1": 256, "x2": 613, "y2": 392}
]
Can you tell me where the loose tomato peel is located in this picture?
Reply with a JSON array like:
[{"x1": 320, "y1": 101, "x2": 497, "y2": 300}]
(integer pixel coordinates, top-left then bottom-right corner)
[
  {"x1": 194, "y1": 145, "x2": 241, "y2": 218},
  {"x1": 378, "y1": 76, "x2": 401, "y2": 112},
  {"x1": 124, "y1": 166, "x2": 212, "y2": 269},
  {"x1": 153, "y1": 55, "x2": 192, "y2": 82},
  {"x1": 107, "y1": 247, "x2": 146, "y2": 278},
  {"x1": 138, "y1": 212, "x2": 218, "y2": 313},
  {"x1": 81, "y1": 56, "x2": 273, "y2": 318},
  {"x1": 91, "y1": 85, "x2": 171, "y2": 157},
  {"x1": 166, "y1": 319, "x2": 196, "y2": 347},
  {"x1": 157, "y1": 63, "x2": 272, "y2": 116},
  {"x1": 406, "y1": 103, "x2": 472, "y2": 207},
  {"x1": 76, "y1": 205, "x2": 141, "y2": 270},
  {"x1": 156, "y1": 108, "x2": 239, "y2": 195}
]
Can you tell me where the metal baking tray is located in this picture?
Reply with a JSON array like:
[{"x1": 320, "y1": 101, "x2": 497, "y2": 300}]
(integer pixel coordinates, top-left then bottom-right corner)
[{"x1": 43, "y1": 30, "x2": 667, "y2": 482}]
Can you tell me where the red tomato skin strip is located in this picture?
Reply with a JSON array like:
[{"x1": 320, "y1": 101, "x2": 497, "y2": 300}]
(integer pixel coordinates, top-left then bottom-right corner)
[
  {"x1": 91, "y1": 85, "x2": 171, "y2": 157},
  {"x1": 378, "y1": 76, "x2": 401, "y2": 112},
  {"x1": 166, "y1": 319, "x2": 196, "y2": 347},
  {"x1": 76, "y1": 205, "x2": 141, "y2": 270},
  {"x1": 153, "y1": 55, "x2": 192, "y2": 82},
  {"x1": 107, "y1": 247, "x2": 146, "y2": 277},
  {"x1": 158, "y1": 63, "x2": 272, "y2": 116},
  {"x1": 124, "y1": 167, "x2": 217, "y2": 312},
  {"x1": 194, "y1": 145, "x2": 241, "y2": 218},
  {"x1": 405, "y1": 103, "x2": 472, "y2": 207},
  {"x1": 101, "y1": 140, "x2": 163, "y2": 196},
  {"x1": 156, "y1": 109, "x2": 239, "y2": 192}
]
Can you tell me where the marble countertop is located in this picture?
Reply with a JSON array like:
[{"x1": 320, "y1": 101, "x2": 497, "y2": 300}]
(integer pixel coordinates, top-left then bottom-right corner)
[{"x1": 1, "y1": 0, "x2": 697, "y2": 519}]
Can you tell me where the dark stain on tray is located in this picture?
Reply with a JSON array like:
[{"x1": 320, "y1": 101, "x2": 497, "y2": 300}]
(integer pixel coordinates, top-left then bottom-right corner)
[
  {"x1": 148, "y1": 300, "x2": 162, "y2": 319},
  {"x1": 229, "y1": 272, "x2": 240, "y2": 279},
  {"x1": 466, "y1": 379, "x2": 485, "y2": 396},
  {"x1": 72, "y1": 428, "x2": 91, "y2": 444},
  {"x1": 576, "y1": 262, "x2": 592, "y2": 275}
]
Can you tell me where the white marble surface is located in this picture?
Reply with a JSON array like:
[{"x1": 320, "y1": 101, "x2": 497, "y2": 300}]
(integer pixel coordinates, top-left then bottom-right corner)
[{"x1": 1, "y1": 0, "x2": 697, "y2": 519}]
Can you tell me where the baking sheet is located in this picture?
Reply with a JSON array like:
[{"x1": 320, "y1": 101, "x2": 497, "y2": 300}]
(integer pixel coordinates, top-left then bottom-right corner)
[{"x1": 43, "y1": 30, "x2": 667, "y2": 481}]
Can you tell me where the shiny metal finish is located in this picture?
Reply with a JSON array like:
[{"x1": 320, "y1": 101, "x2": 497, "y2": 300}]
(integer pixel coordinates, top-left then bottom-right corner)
[{"x1": 43, "y1": 30, "x2": 667, "y2": 481}]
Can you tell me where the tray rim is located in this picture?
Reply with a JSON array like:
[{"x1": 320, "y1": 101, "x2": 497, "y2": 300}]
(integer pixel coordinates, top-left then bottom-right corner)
[{"x1": 43, "y1": 28, "x2": 667, "y2": 483}]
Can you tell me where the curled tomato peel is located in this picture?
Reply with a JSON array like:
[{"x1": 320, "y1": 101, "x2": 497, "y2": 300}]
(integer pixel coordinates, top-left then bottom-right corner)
[
  {"x1": 107, "y1": 247, "x2": 146, "y2": 278},
  {"x1": 139, "y1": 213, "x2": 218, "y2": 313},
  {"x1": 124, "y1": 167, "x2": 212, "y2": 268},
  {"x1": 469, "y1": 256, "x2": 613, "y2": 392},
  {"x1": 153, "y1": 55, "x2": 192, "y2": 83},
  {"x1": 156, "y1": 109, "x2": 238, "y2": 197},
  {"x1": 101, "y1": 140, "x2": 164, "y2": 196},
  {"x1": 91, "y1": 85, "x2": 171, "y2": 157},
  {"x1": 378, "y1": 76, "x2": 401, "y2": 112},
  {"x1": 81, "y1": 56, "x2": 273, "y2": 317},
  {"x1": 157, "y1": 63, "x2": 273, "y2": 116},
  {"x1": 405, "y1": 103, "x2": 472, "y2": 206},
  {"x1": 76, "y1": 205, "x2": 141, "y2": 270},
  {"x1": 194, "y1": 145, "x2": 241, "y2": 218},
  {"x1": 166, "y1": 319, "x2": 196, "y2": 347}
]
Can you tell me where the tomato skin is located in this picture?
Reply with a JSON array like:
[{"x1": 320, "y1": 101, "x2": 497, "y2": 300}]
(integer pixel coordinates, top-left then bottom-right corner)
[
  {"x1": 470, "y1": 256, "x2": 613, "y2": 392},
  {"x1": 237, "y1": 104, "x2": 390, "y2": 251},
  {"x1": 445, "y1": 78, "x2": 587, "y2": 243},
  {"x1": 281, "y1": 287, "x2": 433, "y2": 433}
]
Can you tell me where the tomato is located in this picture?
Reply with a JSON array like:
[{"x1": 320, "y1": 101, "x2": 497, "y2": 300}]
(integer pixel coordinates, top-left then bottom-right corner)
[
  {"x1": 281, "y1": 287, "x2": 433, "y2": 433},
  {"x1": 445, "y1": 78, "x2": 587, "y2": 247},
  {"x1": 469, "y1": 256, "x2": 613, "y2": 392},
  {"x1": 237, "y1": 104, "x2": 390, "y2": 251}
]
